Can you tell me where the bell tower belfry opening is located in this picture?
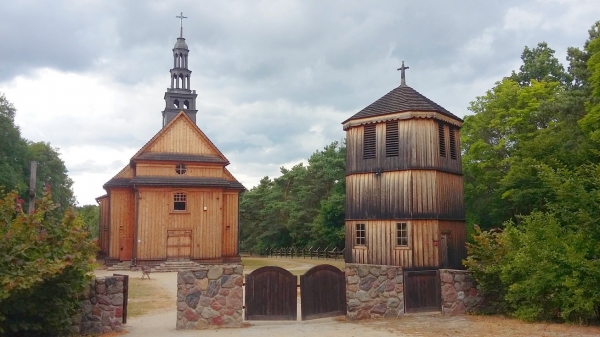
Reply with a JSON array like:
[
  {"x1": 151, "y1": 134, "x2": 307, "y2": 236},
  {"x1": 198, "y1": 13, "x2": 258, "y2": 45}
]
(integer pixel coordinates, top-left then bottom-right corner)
[{"x1": 162, "y1": 12, "x2": 198, "y2": 126}]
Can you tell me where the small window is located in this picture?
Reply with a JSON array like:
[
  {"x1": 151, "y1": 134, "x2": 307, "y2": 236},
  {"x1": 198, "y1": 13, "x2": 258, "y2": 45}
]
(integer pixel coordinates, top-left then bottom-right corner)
[
  {"x1": 175, "y1": 163, "x2": 187, "y2": 175},
  {"x1": 174, "y1": 99, "x2": 180, "y2": 109},
  {"x1": 356, "y1": 223, "x2": 366, "y2": 246},
  {"x1": 449, "y1": 127, "x2": 457, "y2": 160},
  {"x1": 386, "y1": 121, "x2": 399, "y2": 157},
  {"x1": 396, "y1": 223, "x2": 408, "y2": 246},
  {"x1": 363, "y1": 124, "x2": 376, "y2": 159},
  {"x1": 438, "y1": 122, "x2": 446, "y2": 158},
  {"x1": 173, "y1": 192, "x2": 187, "y2": 211}
]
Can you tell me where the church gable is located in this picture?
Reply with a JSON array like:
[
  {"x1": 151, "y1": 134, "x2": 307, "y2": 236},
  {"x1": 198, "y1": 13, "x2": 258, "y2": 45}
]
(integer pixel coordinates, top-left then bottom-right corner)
[{"x1": 133, "y1": 112, "x2": 228, "y2": 163}]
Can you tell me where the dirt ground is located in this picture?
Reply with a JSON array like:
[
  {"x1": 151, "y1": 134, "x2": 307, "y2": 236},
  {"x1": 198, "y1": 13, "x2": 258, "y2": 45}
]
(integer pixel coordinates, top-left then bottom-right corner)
[{"x1": 95, "y1": 262, "x2": 600, "y2": 337}]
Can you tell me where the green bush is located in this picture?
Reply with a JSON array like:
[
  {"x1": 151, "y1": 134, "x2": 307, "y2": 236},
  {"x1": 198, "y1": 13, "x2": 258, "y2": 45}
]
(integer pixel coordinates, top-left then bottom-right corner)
[
  {"x1": 0, "y1": 188, "x2": 96, "y2": 336},
  {"x1": 464, "y1": 165, "x2": 600, "y2": 323}
]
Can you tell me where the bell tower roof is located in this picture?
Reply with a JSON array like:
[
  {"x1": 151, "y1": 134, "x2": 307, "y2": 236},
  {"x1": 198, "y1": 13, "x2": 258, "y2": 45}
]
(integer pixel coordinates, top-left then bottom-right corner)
[{"x1": 162, "y1": 12, "x2": 198, "y2": 127}]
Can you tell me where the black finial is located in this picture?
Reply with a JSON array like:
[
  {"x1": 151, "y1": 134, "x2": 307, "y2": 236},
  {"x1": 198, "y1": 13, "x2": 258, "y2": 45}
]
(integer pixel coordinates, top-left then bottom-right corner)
[
  {"x1": 397, "y1": 61, "x2": 409, "y2": 86},
  {"x1": 176, "y1": 12, "x2": 188, "y2": 38}
]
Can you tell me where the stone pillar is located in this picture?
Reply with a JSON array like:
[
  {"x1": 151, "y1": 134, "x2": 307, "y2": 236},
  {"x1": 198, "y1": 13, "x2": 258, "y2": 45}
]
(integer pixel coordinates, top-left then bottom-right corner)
[
  {"x1": 440, "y1": 269, "x2": 484, "y2": 315},
  {"x1": 73, "y1": 276, "x2": 124, "y2": 335},
  {"x1": 176, "y1": 264, "x2": 244, "y2": 329},
  {"x1": 345, "y1": 263, "x2": 404, "y2": 320}
]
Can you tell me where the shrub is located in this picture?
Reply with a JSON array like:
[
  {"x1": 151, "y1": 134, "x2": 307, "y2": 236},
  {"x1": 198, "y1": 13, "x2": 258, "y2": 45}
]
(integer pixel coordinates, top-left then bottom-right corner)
[{"x1": 0, "y1": 188, "x2": 96, "y2": 336}]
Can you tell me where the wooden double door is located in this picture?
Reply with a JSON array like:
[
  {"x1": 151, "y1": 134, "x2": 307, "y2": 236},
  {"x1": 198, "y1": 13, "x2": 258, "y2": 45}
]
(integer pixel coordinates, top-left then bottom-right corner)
[{"x1": 166, "y1": 230, "x2": 192, "y2": 261}]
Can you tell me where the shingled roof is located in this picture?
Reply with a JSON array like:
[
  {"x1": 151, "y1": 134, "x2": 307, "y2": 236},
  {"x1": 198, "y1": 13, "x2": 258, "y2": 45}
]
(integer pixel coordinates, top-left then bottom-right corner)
[
  {"x1": 342, "y1": 84, "x2": 462, "y2": 124},
  {"x1": 103, "y1": 176, "x2": 245, "y2": 190}
]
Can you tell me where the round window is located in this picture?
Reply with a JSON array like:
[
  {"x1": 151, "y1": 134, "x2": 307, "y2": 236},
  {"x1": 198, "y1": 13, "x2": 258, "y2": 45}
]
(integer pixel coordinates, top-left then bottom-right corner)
[{"x1": 175, "y1": 163, "x2": 187, "y2": 175}]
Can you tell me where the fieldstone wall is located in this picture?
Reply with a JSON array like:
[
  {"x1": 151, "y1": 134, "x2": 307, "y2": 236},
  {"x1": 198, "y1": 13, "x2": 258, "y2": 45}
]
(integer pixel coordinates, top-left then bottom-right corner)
[
  {"x1": 176, "y1": 264, "x2": 243, "y2": 329},
  {"x1": 440, "y1": 269, "x2": 484, "y2": 315},
  {"x1": 345, "y1": 264, "x2": 404, "y2": 320},
  {"x1": 72, "y1": 276, "x2": 124, "y2": 335}
]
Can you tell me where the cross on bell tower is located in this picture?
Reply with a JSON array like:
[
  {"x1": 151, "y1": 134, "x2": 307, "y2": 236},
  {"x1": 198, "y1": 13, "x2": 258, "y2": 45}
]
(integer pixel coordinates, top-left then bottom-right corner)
[
  {"x1": 162, "y1": 12, "x2": 198, "y2": 127},
  {"x1": 397, "y1": 61, "x2": 409, "y2": 86}
]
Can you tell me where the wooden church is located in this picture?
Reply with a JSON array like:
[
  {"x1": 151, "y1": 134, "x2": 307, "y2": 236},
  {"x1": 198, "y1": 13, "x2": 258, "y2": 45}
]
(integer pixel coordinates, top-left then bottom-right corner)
[
  {"x1": 97, "y1": 21, "x2": 244, "y2": 266},
  {"x1": 342, "y1": 63, "x2": 466, "y2": 271}
]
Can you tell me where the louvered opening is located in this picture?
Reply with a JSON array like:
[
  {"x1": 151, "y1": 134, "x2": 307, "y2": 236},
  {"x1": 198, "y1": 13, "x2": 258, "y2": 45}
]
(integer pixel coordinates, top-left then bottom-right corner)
[
  {"x1": 438, "y1": 122, "x2": 446, "y2": 158},
  {"x1": 449, "y1": 127, "x2": 457, "y2": 160},
  {"x1": 363, "y1": 124, "x2": 376, "y2": 159},
  {"x1": 386, "y1": 121, "x2": 399, "y2": 157}
]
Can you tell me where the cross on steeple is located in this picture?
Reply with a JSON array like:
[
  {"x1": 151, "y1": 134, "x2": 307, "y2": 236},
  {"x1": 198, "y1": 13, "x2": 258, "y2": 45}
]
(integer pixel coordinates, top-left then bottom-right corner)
[
  {"x1": 397, "y1": 61, "x2": 409, "y2": 86},
  {"x1": 176, "y1": 12, "x2": 188, "y2": 38}
]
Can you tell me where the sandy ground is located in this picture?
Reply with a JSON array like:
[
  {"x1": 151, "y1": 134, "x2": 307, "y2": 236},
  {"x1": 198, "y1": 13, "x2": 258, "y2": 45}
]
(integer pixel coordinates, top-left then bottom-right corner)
[{"x1": 95, "y1": 267, "x2": 600, "y2": 337}]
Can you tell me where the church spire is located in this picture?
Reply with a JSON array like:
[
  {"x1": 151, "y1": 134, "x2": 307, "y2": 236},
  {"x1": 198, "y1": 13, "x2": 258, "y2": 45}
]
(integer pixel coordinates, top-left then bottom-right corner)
[{"x1": 162, "y1": 13, "x2": 198, "y2": 127}]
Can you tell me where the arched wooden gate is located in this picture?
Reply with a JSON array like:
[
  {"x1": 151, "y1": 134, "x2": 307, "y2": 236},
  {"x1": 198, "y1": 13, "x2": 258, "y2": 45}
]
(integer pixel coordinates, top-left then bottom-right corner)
[
  {"x1": 244, "y1": 266, "x2": 297, "y2": 320},
  {"x1": 244, "y1": 264, "x2": 346, "y2": 321},
  {"x1": 300, "y1": 264, "x2": 346, "y2": 320}
]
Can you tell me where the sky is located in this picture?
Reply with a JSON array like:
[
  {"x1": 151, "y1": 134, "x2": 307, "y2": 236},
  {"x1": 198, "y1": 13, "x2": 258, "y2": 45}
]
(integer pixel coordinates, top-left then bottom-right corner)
[{"x1": 1, "y1": 0, "x2": 599, "y2": 205}]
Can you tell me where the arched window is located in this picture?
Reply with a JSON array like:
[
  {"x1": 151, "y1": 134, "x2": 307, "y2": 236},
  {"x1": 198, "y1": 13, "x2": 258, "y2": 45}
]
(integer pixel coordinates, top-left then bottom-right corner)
[
  {"x1": 183, "y1": 100, "x2": 189, "y2": 109},
  {"x1": 173, "y1": 192, "x2": 187, "y2": 211},
  {"x1": 173, "y1": 99, "x2": 180, "y2": 109}
]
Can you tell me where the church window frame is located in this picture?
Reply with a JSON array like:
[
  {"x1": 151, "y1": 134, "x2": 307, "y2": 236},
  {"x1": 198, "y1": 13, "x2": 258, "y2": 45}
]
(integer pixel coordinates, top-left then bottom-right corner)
[
  {"x1": 356, "y1": 223, "x2": 366, "y2": 246},
  {"x1": 449, "y1": 127, "x2": 457, "y2": 160},
  {"x1": 395, "y1": 222, "x2": 409, "y2": 248},
  {"x1": 173, "y1": 192, "x2": 187, "y2": 212},
  {"x1": 175, "y1": 163, "x2": 187, "y2": 175}
]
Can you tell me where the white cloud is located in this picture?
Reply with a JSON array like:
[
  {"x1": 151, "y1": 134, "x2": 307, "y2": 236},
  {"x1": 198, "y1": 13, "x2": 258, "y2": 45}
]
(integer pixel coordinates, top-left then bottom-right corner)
[{"x1": 503, "y1": 7, "x2": 543, "y2": 31}]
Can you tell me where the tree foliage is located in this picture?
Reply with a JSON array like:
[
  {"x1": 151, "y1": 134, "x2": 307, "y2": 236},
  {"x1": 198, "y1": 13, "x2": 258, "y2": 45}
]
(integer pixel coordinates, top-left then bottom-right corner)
[
  {"x1": 463, "y1": 22, "x2": 600, "y2": 323},
  {"x1": 240, "y1": 141, "x2": 346, "y2": 252},
  {"x1": 0, "y1": 188, "x2": 96, "y2": 336},
  {"x1": 77, "y1": 204, "x2": 100, "y2": 239},
  {"x1": 0, "y1": 93, "x2": 74, "y2": 213}
]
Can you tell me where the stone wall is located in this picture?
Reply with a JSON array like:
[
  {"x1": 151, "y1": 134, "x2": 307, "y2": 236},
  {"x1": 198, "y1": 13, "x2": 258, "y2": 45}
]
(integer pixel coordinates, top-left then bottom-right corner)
[
  {"x1": 440, "y1": 269, "x2": 483, "y2": 315},
  {"x1": 345, "y1": 264, "x2": 404, "y2": 320},
  {"x1": 72, "y1": 276, "x2": 124, "y2": 335},
  {"x1": 176, "y1": 264, "x2": 243, "y2": 329}
]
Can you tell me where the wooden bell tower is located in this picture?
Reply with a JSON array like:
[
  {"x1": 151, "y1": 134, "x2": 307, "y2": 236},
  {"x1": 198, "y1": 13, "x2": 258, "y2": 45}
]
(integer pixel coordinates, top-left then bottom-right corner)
[{"x1": 342, "y1": 64, "x2": 466, "y2": 270}]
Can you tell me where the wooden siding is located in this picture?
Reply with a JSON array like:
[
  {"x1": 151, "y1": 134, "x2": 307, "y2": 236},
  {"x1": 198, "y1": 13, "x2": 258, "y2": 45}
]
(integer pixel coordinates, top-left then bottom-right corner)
[
  {"x1": 108, "y1": 188, "x2": 135, "y2": 260},
  {"x1": 146, "y1": 117, "x2": 222, "y2": 156},
  {"x1": 97, "y1": 196, "x2": 110, "y2": 255},
  {"x1": 439, "y1": 220, "x2": 467, "y2": 269},
  {"x1": 346, "y1": 119, "x2": 462, "y2": 175},
  {"x1": 114, "y1": 166, "x2": 134, "y2": 179},
  {"x1": 136, "y1": 187, "x2": 228, "y2": 261},
  {"x1": 221, "y1": 192, "x2": 239, "y2": 257},
  {"x1": 135, "y1": 163, "x2": 223, "y2": 178},
  {"x1": 345, "y1": 220, "x2": 443, "y2": 269},
  {"x1": 346, "y1": 171, "x2": 464, "y2": 220}
]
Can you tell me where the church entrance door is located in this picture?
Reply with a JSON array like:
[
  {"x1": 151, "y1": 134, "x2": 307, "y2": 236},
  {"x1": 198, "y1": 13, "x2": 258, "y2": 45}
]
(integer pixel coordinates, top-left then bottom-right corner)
[{"x1": 166, "y1": 230, "x2": 192, "y2": 261}]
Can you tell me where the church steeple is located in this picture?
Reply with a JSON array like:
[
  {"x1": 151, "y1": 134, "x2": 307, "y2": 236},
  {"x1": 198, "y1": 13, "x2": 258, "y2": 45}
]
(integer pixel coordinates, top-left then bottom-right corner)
[{"x1": 162, "y1": 12, "x2": 198, "y2": 127}]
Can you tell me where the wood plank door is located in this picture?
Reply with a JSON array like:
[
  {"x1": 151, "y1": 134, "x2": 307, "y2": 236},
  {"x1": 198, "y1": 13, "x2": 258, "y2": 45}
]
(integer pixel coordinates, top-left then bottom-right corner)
[
  {"x1": 300, "y1": 264, "x2": 346, "y2": 320},
  {"x1": 119, "y1": 238, "x2": 133, "y2": 261},
  {"x1": 166, "y1": 230, "x2": 192, "y2": 261},
  {"x1": 245, "y1": 266, "x2": 297, "y2": 321},
  {"x1": 404, "y1": 270, "x2": 441, "y2": 313}
]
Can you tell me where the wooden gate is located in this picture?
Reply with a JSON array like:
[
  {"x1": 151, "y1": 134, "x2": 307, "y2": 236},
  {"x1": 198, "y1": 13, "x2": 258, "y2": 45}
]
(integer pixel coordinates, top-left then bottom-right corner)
[
  {"x1": 300, "y1": 264, "x2": 346, "y2": 320},
  {"x1": 245, "y1": 266, "x2": 297, "y2": 320},
  {"x1": 166, "y1": 230, "x2": 191, "y2": 261},
  {"x1": 404, "y1": 270, "x2": 440, "y2": 313}
]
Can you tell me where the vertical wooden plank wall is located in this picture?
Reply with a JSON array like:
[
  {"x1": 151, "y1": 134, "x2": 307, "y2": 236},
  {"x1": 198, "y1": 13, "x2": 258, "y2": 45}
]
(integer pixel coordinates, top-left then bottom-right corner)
[
  {"x1": 97, "y1": 196, "x2": 110, "y2": 255},
  {"x1": 346, "y1": 220, "x2": 439, "y2": 269},
  {"x1": 146, "y1": 118, "x2": 220, "y2": 155},
  {"x1": 221, "y1": 193, "x2": 239, "y2": 257},
  {"x1": 136, "y1": 188, "x2": 228, "y2": 261},
  {"x1": 438, "y1": 220, "x2": 467, "y2": 269},
  {"x1": 135, "y1": 163, "x2": 223, "y2": 177},
  {"x1": 109, "y1": 189, "x2": 135, "y2": 259}
]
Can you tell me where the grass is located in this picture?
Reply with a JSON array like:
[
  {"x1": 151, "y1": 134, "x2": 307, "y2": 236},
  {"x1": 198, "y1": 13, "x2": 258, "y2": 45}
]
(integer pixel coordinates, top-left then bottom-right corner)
[{"x1": 126, "y1": 277, "x2": 174, "y2": 318}]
